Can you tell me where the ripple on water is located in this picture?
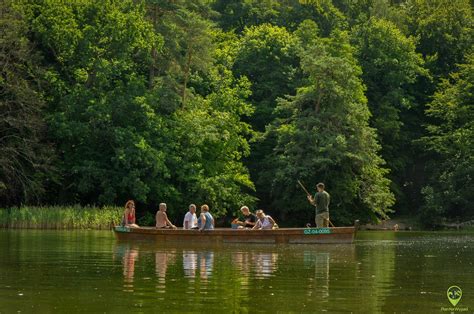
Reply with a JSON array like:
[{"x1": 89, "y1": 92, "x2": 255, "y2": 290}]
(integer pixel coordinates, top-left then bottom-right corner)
[{"x1": 1, "y1": 230, "x2": 474, "y2": 312}]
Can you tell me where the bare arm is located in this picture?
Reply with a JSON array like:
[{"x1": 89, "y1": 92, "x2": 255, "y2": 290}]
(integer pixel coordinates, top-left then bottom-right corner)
[
  {"x1": 184, "y1": 220, "x2": 189, "y2": 229},
  {"x1": 164, "y1": 212, "x2": 176, "y2": 229},
  {"x1": 199, "y1": 213, "x2": 206, "y2": 231},
  {"x1": 268, "y1": 216, "x2": 276, "y2": 227},
  {"x1": 123, "y1": 209, "x2": 129, "y2": 225}
]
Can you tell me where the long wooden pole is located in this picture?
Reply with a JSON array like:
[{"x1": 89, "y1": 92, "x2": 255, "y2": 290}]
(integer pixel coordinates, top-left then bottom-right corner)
[
  {"x1": 299, "y1": 180, "x2": 336, "y2": 227},
  {"x1": 297, "y1": 180, "x2": 312, "y2": 197}
]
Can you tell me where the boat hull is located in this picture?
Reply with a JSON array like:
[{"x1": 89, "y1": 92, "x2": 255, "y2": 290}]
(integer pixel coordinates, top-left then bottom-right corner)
[{"x1": 113, "y1": 226, "x2": 356, "y2": 244}]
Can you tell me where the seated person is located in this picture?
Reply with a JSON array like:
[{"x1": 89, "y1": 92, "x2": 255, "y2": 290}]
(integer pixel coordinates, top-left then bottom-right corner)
[
  {"x1": 198, "y1": 204, "x2": 214, "y2": 231},
  {"x1": 155, "y1": 203, "x2": 177, "y2": 229},
  {"x1": 183, "y1": 204, "x2": 198, "y2": 229},
  {"x1": 234, "y1": 206, "x2": 257, "y2": 228},
  {"x1": 252, "y1": 210, "x2": 276, "y2": 230},
  {"x1": 122, "y1": 200, "x2": 139, "y2": 228}
]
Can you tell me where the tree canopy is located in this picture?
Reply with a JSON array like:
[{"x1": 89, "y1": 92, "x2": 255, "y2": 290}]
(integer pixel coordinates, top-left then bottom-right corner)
[{"x1": 1, "y1": 0, "x2": 473, "y2": 227}]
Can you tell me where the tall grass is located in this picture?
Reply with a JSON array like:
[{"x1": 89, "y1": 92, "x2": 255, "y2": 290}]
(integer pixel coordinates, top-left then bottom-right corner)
[{"x1": 0, "y1": 206, "x2": 123, "y2": 229}]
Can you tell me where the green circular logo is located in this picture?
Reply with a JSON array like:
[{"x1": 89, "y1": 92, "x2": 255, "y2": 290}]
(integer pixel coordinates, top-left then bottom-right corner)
[{"x1": 447, "y1": 286, "x2": 462, "y2": 307}]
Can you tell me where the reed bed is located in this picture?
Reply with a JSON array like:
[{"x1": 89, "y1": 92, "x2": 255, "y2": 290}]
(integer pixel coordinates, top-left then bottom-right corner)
[{"x1": 0, "y1": 206, "x2": 122, "y2": 229}]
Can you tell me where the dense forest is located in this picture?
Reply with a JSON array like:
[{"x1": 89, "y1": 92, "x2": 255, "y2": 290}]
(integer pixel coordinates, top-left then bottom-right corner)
[{"x1": 1, "y1": 0, "x2": 473, "y2": 227}]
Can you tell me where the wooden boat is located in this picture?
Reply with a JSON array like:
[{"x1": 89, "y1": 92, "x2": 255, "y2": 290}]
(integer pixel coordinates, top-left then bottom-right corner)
[{"x1": 113, "y1": 224, "x2": 358, "y2": 244}]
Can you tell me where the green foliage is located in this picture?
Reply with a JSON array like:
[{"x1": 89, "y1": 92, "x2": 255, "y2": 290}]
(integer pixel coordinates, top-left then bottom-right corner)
[
  {"x1": 0, "y1": 205, "x2": 122, "y2": 229},
  {"x1": 233, "y1": 23, "x2": 299, "y2": 131},
  {"x1": 212, "y1": 0, "x2": 281, "y2": 32},
  {"x1": 146, "y1": 0, "x2": 217, "y2": 107},
  {"x1": 333, "y1": 0, "x2": 408, "y2": 31},
  {"x1": 352, "y1": 18, "x2": 426, "y2": 209},
  {"x1": 420, "y1": 53, "x2": 474, "y2": 225},
  {"x1": 1, "y1": 0, "x2": 473, "y2": 226},
  {"x1": 213, "y1": 0, "x2": 347, "y2": 35},
  {"x1": 0, "y1": 1, "x2": 53, "y2": 205},
  {"x1": 8, "y1": 0, "x2": 256, "y2": 220},
  {"x1": 168, "y1": 64, "x2": 256, "y2": 216},
  {"x1": 266, "y1": 26, "x2": 394, "y2": 224},
  {"x1": 280, "y1": 0, "x2": 348, "y2": 34},
  {"x1": 137, "y1": 211, "x2": 154, "y2": 226},
  {"x1": 27, "y1": 0, "x2": 166, "y2": 205},
  {"x1": 403, "y1": 0, "x2": 473, "y2": 80},
  {"x1": 143, "y1": 2, "x2": 256, "y2": 216},
  {"x1": 230, "y1": 24, "x2": 301, "y2": 211}
]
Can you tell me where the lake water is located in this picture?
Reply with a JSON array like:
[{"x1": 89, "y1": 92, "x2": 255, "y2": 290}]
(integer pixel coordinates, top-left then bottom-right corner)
[{"x1": 0, "y1": 230, "x2": 473, "y2": 313}]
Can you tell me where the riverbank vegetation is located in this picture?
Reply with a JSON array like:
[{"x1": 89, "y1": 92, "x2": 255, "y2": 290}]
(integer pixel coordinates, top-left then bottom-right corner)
[
  {"x1": 1, "y1": 0, "x2": 472, "y2": 228},
  {"x1": 0, "y1": 206, "x2": 121, "y2": 229}
]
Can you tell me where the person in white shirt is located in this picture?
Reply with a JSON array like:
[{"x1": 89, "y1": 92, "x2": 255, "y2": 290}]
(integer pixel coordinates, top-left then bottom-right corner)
[
  {"x1": 183, "y1": 204, "x2": 198, "y2": 229},
  {"x1": 252, "y1": 209, "x2": 276, "y2": 230}
]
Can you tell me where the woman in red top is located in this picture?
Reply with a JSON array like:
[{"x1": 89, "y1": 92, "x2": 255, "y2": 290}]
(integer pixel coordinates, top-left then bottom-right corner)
[{"x1": 122, "y1": 200, "x2": 139, "y2": 228}]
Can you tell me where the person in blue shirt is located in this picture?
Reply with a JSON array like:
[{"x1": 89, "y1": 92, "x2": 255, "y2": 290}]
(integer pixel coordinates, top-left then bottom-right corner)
[{"x1": 198, "y1": 204, "x2": 214, "y2": 231}]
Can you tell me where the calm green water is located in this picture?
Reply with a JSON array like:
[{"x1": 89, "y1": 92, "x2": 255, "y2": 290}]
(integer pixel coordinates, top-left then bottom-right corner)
[{"x1": 0, "y1": 230, "x2": 473, "y2": 313}]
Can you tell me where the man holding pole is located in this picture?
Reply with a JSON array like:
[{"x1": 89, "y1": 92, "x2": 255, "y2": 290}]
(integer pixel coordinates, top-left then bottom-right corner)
[{"x1": 307, "y1": 183, "x2": 330, "y2": 228}]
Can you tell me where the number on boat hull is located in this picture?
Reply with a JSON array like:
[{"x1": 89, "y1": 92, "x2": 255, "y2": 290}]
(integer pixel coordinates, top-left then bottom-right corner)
[
  {"x1": 115, "y1": 226, "x2": 131, "y2": 233},
  {"x1": 304, "y1": 228, "x2": 331, "y2": 235}
]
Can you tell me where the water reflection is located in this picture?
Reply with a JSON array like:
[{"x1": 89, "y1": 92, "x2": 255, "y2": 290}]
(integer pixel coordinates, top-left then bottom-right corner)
[
  {"x1": 183, "y1": 251, "x2": 197, "y2": 278},
  {"x1": 182, "y1": 251, "x2": 214, "y2": 281},
  {"x1": 114, "y1": 244, "x2": 139, "y2": 292},
  {"x1": 232, "y1": 251, "x2": 279, "y2": 279},
  {"x1": 112, "y1": 242, "x2": 357, "y2": 305},
  {"x1": 356, "y1": 239, "x2": 396, "y2": 313},
  {"x1": 155, "y1": 250, "x2": 176, "y2": 287},
  {"x1": 252, "y1": 252, "x2": 278, "y2": 279},
  {"x1": 2, "y1": 230, "x2": 473, "y2": 313},
  {"x1": 198, "y1": 251, "x2": 214, "y2": 280},
  {"x1": 304, "y1": 252, "x2": 330, "y2": 300}
]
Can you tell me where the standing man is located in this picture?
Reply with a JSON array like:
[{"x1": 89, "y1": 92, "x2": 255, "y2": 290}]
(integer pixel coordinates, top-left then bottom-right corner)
[
  {"x1": 183, "y1": 204, "x2": 198, "y2": 229},
  {"x1": 307, "y1": 183, "x2": 330, "y2": 228}
]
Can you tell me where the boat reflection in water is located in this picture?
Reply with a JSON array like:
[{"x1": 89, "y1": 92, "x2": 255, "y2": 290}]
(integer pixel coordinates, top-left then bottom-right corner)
[
  {"x1": 302, "y1": 245, "x2": 356, "y2": 305},
  {"x1": 114, "y1": 244, "x2": 139, "y2": 292},
  {"x1": 182, "y1": 251, "x2": 214, "y2": 281},
  {"x1": 112, "y1": 241, "x2": 354, "y2": 305},
  {"x1": 252, "y1": 252, "x2": 278, "y2": 279},
  {"x1": 182, "y1": 250, "x2": 197, "y2": 278},
  {"x1": 232, "y1": 251, "x2": 279, "y2": 279},
  {"x1": 155, "y1": 250, "x2": 176, "y2": 289}
]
